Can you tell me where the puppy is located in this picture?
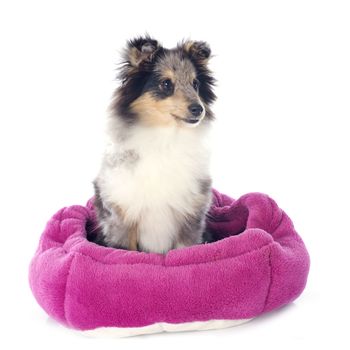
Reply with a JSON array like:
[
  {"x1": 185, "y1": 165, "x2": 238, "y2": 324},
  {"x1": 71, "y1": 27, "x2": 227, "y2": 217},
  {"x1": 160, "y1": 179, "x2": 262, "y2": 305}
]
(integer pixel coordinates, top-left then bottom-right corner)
[{"x1": 93, "y1": 36, "x2": 216, "y2": 254}]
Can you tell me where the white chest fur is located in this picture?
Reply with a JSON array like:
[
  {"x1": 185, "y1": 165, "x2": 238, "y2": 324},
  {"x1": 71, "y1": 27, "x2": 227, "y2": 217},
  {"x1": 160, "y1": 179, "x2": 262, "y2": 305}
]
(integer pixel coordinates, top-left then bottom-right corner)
[{"x1": 98, "y1": 122, "x2": 211, "y2": 253}]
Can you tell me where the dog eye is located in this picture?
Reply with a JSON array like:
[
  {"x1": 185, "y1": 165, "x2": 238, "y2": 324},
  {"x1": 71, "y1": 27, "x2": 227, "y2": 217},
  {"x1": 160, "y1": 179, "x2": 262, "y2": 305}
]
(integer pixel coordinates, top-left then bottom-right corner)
[
  {"x1": 160, "y1": 79, "x2": 173, "y2": 93},
  {"x1": 193, "y1": 79, "x2": 200, "y2": 90}
]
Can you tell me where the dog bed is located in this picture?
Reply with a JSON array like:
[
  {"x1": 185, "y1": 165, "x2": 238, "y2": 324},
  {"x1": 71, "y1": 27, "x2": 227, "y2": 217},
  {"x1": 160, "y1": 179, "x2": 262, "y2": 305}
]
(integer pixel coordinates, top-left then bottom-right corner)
[{"x1": 29, "y1": 190, "x2": 310, "y2": 337}]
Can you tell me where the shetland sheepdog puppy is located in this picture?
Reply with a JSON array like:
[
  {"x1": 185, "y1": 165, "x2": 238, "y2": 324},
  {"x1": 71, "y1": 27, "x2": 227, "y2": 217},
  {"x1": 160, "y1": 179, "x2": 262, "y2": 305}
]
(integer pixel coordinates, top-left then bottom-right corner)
[{"x1": 93, "y1": 36, "x2": 216, "y2": 254}]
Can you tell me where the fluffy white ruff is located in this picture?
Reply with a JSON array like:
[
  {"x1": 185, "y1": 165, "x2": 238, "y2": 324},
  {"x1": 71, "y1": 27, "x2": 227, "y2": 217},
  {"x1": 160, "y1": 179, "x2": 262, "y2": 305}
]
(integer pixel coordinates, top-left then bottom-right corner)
[{"x1": 98, "y1": 117, "x2": 211, "y2": 253}]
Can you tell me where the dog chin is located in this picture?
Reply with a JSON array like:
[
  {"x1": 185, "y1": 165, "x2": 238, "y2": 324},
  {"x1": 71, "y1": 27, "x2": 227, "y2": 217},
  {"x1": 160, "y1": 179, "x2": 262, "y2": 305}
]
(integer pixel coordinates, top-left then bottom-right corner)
[{"x1": 172, "y1": 114, "x2": 205, "y2": 127}]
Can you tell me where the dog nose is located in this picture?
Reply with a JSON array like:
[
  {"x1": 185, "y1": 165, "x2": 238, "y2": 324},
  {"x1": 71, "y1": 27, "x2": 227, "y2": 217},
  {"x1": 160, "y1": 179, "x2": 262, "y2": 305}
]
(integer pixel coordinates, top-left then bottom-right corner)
[{"x1": 188, "y1": 103, "x2": 203, "y2": 117}]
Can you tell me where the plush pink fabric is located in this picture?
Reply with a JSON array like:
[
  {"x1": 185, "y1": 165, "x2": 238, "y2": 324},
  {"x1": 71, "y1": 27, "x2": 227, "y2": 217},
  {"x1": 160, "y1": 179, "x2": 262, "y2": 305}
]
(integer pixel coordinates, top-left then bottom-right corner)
[{"x1": 29, "y1": 190, "x2": 310, "y2": 330}]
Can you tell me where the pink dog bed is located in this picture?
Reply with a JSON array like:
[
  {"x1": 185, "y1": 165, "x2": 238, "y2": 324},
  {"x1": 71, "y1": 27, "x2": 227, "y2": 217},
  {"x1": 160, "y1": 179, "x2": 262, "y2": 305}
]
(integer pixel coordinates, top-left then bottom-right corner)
[{"x1": 29, "y1": 190, "x2": 310, "y2": 337}]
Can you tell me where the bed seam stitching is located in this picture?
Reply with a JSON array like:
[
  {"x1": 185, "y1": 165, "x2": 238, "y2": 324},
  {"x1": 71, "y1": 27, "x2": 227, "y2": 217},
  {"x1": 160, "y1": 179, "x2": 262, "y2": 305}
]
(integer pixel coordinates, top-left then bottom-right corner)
[
  {"x1": 63, "y1": 253, "x2": 76, "y2": 326},
  {"x1": 263, "y1": 248, "x2": 273, "y2": 312}
]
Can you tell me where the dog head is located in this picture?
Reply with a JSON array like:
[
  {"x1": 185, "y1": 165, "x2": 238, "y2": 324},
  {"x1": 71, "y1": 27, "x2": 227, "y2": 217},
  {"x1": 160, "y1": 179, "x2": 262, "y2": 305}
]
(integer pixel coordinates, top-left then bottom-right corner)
[{"x1": 114, "y1": 36, "x2": 216, "y2": 127}]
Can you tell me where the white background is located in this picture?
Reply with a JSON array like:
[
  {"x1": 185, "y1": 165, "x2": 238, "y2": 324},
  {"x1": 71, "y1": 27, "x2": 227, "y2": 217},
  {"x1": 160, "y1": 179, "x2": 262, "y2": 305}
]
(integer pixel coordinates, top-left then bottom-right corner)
[{"x1": 0, "y1": 0, "x2": 349, "y2": 349}]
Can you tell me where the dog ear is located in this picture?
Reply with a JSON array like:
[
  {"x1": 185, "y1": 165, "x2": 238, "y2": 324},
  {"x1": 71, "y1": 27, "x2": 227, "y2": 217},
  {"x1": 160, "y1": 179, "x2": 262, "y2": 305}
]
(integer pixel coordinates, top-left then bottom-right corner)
[
  {"x1": 125, "y1": 36, "x2": 159, "y2": 68},
  {"x1": 183, "y1": 41, "x2": 211, "y2": 64}
]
